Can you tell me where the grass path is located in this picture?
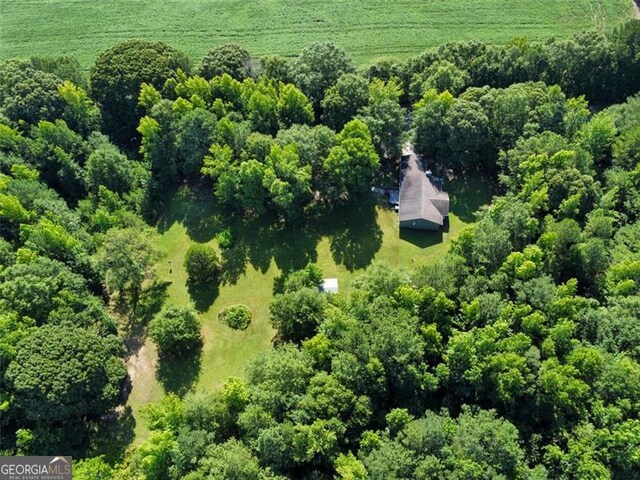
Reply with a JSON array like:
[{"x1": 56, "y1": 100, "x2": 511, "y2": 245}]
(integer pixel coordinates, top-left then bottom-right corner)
[
  {"x1": 126, "y1": 176, "x2": 493, "y2": 442},
  {"x1": 1, "y1": 0, "x2": 632, "y2": 69}
]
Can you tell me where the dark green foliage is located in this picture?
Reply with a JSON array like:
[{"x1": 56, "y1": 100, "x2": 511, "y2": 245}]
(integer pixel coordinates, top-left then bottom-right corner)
[
  {"x1": 0, "y1": 257, "x2": 114, "y2": 332},
  {"x1": 358, "y1": 78, "x2": 405, "y2": 159},
  {"x1": 363, "y1": 408, "x2": 534, "y2": 479},
  {"x1": 0, "y1": 60, "x2": 65, "y2": 127},
  {"x1": 260, "y1": 55, "x2": 291, "y2": 83},
  {"x1": 321, "y1": 73, "x2": 369, "y2": 130},
  {"x1": 174, "y1": 107, "x2": 218, "y2": 176},
  {"x1": 218, "y1": 304, "x2": 252, "y2": 331},
  {"x1": 282, "y1": 263, "x2": 324, "y2": 293},
  {"x1": 6, "y1": 324, "x2": 126, "y2": 423},
  {"x1": 199, "y1": 44, "x2": 252, "y2": 80},
  {"x1": 270, "y1": 288, "x2": 326, "y2": 344},
  {"x1": 86, "y1": 139, "x2": 136, "y2": 195},
  {"x1": 95, "y1": 226, "x2": 159, "y2": 310},
  {"x1": 149, "y1": 305, "x2": 202, "y2": 357},
  {"x1": 184, "y1": 244, "x2": 220, "y2": 285},
  {"x1": 28, "y1": 119, "x2": 89, "y2": 201},
  {"x1": 275, "y1": 124, "x2": 336, "y2": 189},
  {"x1": 90, "y1": 40, "x2": 190, "y2": 145},
  {"x1": 30, "y1": 56, "x2": 86, "y2": 87},
  {"x1": 291, "y1": 41, "x2": 355, "y2": 106},
  {"x1": 323, "y1": 119, "x2": 379, "y2": 202}
]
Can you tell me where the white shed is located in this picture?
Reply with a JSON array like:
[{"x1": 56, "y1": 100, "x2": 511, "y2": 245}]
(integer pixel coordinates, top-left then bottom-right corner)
[{"x1": 320, "y1": 278, "x2": 339, "y2": 294}]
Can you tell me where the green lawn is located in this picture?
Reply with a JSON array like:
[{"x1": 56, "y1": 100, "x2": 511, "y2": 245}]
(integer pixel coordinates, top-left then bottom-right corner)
[
  {"x1": 126, "y1": 175, "x2": 493, "y2": 442},
  {"x1": 1, "y1": 1, "x2": 632, "y2": 69}
]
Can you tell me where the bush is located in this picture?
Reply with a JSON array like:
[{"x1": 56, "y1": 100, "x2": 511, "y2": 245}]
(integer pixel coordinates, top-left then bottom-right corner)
[
  {"x1": 218, "y1": 305, "x2": 252, "y2": 331},
  {"x1": 216, "y1": 228, "x2": 234, "y2": 249},
  {"x1": 283, "y1": 263, "x2": 323, "y2": 293},
  {"x1": 149, "y1": 305, "x2": 202, "y2": 357},
  {"x1": 184, "y1": 244, "x2": 220, "y2": 285}
]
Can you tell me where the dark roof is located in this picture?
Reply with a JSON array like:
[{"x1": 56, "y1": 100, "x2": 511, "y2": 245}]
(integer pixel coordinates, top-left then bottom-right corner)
[{"x1": 399, "y1": 156, "x2": 449, "y2": 226}]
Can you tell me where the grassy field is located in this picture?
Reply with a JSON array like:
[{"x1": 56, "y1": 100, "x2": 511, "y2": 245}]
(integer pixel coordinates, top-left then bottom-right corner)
[
  {"x1": 126, "y1": 175, "x2": 492, "y2": 441},
  {"x1": 1, "y1": 1, "x2": 632, "y2": 69}
]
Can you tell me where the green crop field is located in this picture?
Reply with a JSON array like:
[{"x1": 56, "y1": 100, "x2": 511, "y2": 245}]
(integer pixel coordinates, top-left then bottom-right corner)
[
  {"x1": 0, "y1": 0, "x2": 633, "y2": 69},
  {"x1": 126, "y1": 174, "x2": 492, "y2": 441}
]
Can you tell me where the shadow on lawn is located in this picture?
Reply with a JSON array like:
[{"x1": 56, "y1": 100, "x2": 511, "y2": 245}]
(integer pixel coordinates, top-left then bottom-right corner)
[
  {"x1": 400, "y1": 229, "x2": 443, "y2": 249},
  {"x1": 156, "y1": 347, "x2": 202, "y2": 397},
  {"x1": 447, "y1": 173, "x2": 497, "y2": 223},
  {"x1": 123, "y1": 280, "x2": 171, "y2": 356},
  {"x1": 323, "y1": 196, "x2": 383, "y2": 271},
  {"x1": 157, "y1": 185, "x2": 226, "y2": 243},
  {"x1": 187, "y1": 281, "x2": 220, "y2": 313},
  {"x1": 136, "y1": 280, "x2": 171, "y2": 324},
  {"x1": 158, "y1": 186, "x2": 387, "y2": 283},
  {"x1": 89, "y1": 406, "x2": 136, "y2": 464},
  {"x1": 219, "y1": 194, "x2": 383, "y2": 281}
]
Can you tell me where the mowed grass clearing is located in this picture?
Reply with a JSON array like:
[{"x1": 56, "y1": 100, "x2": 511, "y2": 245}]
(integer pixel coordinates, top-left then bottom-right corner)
[
  {"x1": 1, "y1": 0, "x2": 632, "y2": 69},
  {"x1": 126, "y1": 175, "x2": 493, "y2": 441}
]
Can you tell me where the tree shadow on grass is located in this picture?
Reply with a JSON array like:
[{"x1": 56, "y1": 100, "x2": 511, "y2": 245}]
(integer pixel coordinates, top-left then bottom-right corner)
[
  {"x1": 218, "y1": 194, "x2": 383, "y2": 280},
  {"x1": 136, "y1": 280, "x2": 171, "y2": 324},
  {"x1": 156, "y1": 347, "x2": 202, "y2": 397},
  {"x1": 125, "y1": 280, "x2": 171, "y2": 355},
  {"x1": 89, "y1": 406, "x2": 136, "y2": 464},
  {"x1": 220, "y1": 212, "x2": 320, "y2": 285},
  {"x1": 157, "y1": 185, "x2": 226, "y2": 243},
  {"x1": 187, "y1": 280, "x2": 220, "y2": 313},
  {"x1": 447, "y1": 173, "x2": 497, "y2": 223},
  {"x1": 324, "y1": 195, "x2": 383, "y2": 271},
  {"x1": 400, "y1": 228, "x2": 443, "y2": 248},
  {"x1": 159, "y1": 186, "x2": 385, "y2": 285}
]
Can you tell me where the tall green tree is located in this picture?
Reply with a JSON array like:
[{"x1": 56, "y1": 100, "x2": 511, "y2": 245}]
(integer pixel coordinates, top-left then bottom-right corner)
[
  {"x1": 323, "y1": 119, "x2": 379, "y2": 202},
  {"x1": 291, "y1": 42, "x2": 355, "y2": 107},
  {"x1": 94, "y1": 226, "x2": 159, "y2": 311},
  {"x1": 149, "y1": 305, "x2": 202, "y2": 357},
  {"x1": 199, "y1": 44, "x2": 252, "y2": 80},
  {"x1": 6, "y1": 323, "x2": 126, "y2": 423},
  {"x1": 90, "y1": 40, "x2": 190, "y2": 145}
]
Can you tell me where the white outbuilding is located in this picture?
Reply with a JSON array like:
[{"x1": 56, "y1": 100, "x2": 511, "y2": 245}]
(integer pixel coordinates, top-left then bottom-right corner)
[{"x1": 319, "y1": 278, "x2": 339, "y2": 294}]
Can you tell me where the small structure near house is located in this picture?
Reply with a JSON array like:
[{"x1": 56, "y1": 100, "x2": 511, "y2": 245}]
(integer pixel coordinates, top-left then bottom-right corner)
[
  {"x1": 399, "y1": 155, "x2": 449, "y2": 230},
  {"x1": 388, "y1": 188, "x2": 400, "y2": 206},
  {"x1": 319, "y1": 278, "x2": 339, "y2": 294}
]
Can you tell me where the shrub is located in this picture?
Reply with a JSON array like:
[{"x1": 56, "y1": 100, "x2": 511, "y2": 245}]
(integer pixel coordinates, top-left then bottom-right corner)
[
  {"x1": 184, "y1": 244, "x2": 220, "y2": 285},
  {"x1": 283, "y1": 263, "x2": 323, "y2": 293},
  {"x1": 218, "y1": 304, "x2": 252, "y2": 330},
  {"x1": 149, "y1": 305, "x2": 202, "y2": 357},
  {"x1": 216, "y1": 228, "x2": 234, "y2": 249}
]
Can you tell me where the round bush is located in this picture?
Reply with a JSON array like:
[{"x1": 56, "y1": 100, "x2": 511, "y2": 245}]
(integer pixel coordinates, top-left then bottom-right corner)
[
  {"x1": 198, "y1": 44, "x2": 252, "y2": 80},
  {"x1": 218, "y1": 304, "x2": 252, "y2": 331},
  {"x1": 184, "y1": 244, "x2": 220, "y2": 285},
  {"x1": 216, "y1": 228, "x2": 234, "y2": 249},
  {"x1": 149, "y1": 305, "x2": 202, "y2": 357}
]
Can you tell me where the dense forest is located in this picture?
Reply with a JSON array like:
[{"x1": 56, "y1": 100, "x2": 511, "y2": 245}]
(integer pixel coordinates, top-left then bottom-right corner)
[{"x1": 2, "y1": 20, "x2": 640, "y2": 480}]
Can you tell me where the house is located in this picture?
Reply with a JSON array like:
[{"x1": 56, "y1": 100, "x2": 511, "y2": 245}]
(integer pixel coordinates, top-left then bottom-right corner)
[
  {"x1": 319, "y1": 278, "x2": 339, "y2": 294},
  {"x1": 399, "y1": 155, "x2": 449, "y2": 230}
]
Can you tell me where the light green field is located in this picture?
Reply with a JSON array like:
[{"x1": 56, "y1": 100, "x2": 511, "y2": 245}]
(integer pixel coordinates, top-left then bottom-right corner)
[
  {"x1": 126, "y1": 175, "x2": 492, "y2": 441},
  {"x1": 0, "y1": 1, "x2": 632, "y2": 69}
]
